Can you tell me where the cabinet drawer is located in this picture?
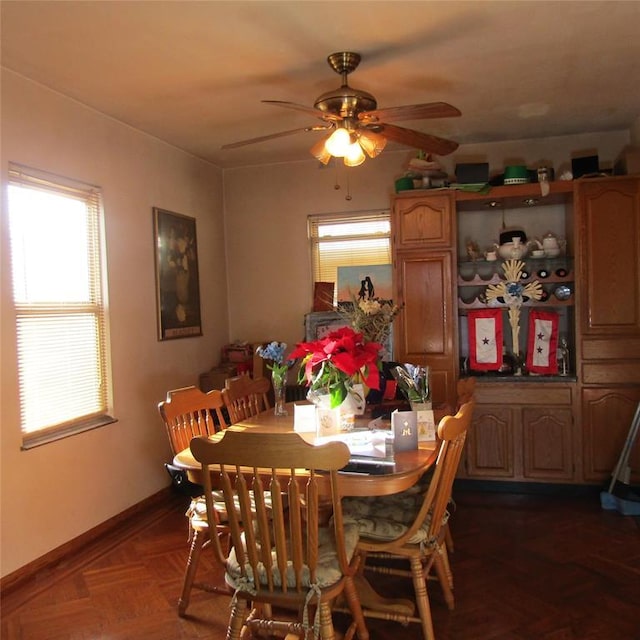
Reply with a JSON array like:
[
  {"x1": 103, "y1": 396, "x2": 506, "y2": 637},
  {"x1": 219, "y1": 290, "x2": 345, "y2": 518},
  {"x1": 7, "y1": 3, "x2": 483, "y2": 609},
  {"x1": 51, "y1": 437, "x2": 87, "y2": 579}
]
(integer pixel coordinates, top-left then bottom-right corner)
[
  {"x1": 581, "y1": 337, "x2": 640, "y2": 360},
  {"x1": 476, "y1": 383, "x2": 573, "y2": 406},
  {"x1": 581, "y1": 362, "x2": 640, "y2": 385}
]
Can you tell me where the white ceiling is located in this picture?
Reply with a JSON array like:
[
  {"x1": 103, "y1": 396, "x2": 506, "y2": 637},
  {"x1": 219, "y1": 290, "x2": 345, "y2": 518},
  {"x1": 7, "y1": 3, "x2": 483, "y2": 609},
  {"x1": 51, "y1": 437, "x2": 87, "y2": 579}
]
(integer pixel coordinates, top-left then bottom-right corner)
[{"x1": 2, "y1": 1, "x2": 640, "y2": 169}]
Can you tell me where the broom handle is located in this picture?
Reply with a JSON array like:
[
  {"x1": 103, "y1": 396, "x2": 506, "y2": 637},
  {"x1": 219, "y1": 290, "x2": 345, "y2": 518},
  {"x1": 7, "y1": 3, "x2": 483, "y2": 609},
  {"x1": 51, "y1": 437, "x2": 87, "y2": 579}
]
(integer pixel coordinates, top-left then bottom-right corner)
[{"x1": 608, "y1": 401, "x2": 640, "y2": 494}]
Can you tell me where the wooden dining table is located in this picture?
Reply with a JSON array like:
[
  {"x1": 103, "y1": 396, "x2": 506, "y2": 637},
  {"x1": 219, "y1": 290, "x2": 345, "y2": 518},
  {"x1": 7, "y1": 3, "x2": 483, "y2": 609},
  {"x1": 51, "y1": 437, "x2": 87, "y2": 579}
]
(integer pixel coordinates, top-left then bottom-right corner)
[
  {"x1": 172, "y1": 403, "x2": 441, "y2": 497},
  {"x1": 171, "y1": 402, "x2": 447, "y2": 623}
]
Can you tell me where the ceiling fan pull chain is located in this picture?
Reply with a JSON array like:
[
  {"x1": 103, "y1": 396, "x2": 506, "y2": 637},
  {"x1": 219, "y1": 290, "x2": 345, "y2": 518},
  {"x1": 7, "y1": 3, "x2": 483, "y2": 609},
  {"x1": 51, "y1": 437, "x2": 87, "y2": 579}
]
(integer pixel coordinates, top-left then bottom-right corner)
[
  {"x1": 345, "y1": 172, "x2": 352, "y2": 201},
  {"x1": 334, "y1": 159, "x2": 341, "y2": 191}
]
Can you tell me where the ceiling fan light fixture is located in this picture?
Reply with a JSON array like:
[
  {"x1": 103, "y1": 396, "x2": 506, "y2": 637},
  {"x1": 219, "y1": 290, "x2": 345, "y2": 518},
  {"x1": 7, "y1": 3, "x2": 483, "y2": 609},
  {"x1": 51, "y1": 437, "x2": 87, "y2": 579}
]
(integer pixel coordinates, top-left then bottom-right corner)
[
  {"x1": 357, "y1": 130, "x2": 387, "y2": 158},
  {"x1": 324, "y1": 127, "x2": 352, "y2": 157},
  {"x1": 310, "y1": 137, "x2": 332, "y2": 164},
  {"x1": 343, "y1": 141, "x2": 366, "y2": 167}
]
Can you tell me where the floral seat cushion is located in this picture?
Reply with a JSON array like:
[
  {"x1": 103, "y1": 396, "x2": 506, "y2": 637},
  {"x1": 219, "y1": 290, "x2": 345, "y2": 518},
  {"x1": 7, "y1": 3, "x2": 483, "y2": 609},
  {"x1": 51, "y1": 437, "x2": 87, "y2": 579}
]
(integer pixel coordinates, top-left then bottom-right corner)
[
  {"x1": 342, "y1": 490, "x2": 448, "y2": 545},
  {"x1": 225, "y1": 522, "x2": 360, "y2": 590},
  {"x1": 187, "y1": 491, "x2": 273, "y2": 527}
]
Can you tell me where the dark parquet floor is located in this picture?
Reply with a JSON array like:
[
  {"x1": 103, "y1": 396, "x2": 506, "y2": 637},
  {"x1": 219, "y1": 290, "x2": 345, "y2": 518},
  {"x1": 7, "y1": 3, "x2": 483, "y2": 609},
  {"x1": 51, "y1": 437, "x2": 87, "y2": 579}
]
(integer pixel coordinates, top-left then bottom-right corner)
[{"x1": 2, "y1": 486, "x2": 639, "y2": 640}]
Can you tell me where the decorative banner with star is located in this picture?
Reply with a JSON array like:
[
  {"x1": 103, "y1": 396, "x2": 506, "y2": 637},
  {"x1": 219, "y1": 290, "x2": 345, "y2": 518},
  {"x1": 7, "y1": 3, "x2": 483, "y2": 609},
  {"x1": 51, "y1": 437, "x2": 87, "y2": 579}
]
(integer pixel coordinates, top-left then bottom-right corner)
[
  {"x1": 468, "y1": 309, "x2": 503, "y2": 371},
  {"x1": 526, "y1": 309, "x2": 559, "y2": 374}
]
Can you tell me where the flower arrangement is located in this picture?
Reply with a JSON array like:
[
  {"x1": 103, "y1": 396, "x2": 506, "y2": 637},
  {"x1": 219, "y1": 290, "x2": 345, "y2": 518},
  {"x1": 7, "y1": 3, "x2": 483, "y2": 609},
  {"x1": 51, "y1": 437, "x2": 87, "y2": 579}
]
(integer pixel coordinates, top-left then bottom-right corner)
[
  {"x1": 256, "y1": 341, "x2": 292, "y2": 416},
  {"x1": 288, "y1": 326, "x2": 382, "y2": 408},
  {"x1": 256, "y1": 341, "x2": 290, "y2": 377},
  {"x1": 391, "y1": 363, "x2": 431, "y2": 406},
  {"x1": 346, "y1": 295, "x2": 403, "y2": 346}
]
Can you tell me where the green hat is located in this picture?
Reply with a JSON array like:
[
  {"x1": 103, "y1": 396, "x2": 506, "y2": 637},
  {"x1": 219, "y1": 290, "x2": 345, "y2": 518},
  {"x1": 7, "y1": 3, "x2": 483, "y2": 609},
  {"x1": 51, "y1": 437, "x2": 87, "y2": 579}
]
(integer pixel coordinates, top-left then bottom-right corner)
[{"x1": 503, "y1": 165, "x2": 529, "y2": 185}]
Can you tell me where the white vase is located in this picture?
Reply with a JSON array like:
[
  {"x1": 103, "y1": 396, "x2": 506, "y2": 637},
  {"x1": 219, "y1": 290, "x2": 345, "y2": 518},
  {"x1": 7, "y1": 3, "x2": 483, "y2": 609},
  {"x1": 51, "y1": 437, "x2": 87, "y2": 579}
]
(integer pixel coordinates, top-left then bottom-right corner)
[
  {"x1": 307, "y1": 384, "x2": 364, "y2": 415},
  {"x1": 343, "y1": 384, "x2": 366, "y2": 416},
  {"x1": 307, "y1": 384, "x2": 364, "y2": 433}
]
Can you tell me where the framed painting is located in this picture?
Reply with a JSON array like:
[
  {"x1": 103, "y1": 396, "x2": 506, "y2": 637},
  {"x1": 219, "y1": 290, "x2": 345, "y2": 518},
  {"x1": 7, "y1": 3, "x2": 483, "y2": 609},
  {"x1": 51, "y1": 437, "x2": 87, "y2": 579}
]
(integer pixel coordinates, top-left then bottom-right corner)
[
  {"x1": 153, "y1": 207, "x2": 202, "y2": 340},
  {"x1": 337, "y1": 264, "x2": 392, "y2": 304}
]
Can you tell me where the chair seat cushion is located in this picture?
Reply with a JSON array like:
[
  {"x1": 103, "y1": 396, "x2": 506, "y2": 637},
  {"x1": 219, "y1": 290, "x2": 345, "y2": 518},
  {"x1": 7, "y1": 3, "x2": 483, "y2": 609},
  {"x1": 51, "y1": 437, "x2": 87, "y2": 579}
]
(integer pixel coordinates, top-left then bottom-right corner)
[
  {"x1": 225, "y1": 522, "x2": 360, "y2": 589},
  {"x1": 187, "y1": 491, "x2": 272, "y2": 527},
  {"x1": 342, "y1": 490, "x2": 448, "y2": 545}
]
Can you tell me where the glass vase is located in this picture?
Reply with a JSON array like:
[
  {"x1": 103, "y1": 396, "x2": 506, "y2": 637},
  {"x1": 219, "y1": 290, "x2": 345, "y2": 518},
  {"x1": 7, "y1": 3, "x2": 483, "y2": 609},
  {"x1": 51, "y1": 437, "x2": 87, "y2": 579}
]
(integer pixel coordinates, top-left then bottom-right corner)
[{"x1": 271, "y1": 369, "x2": 288, "y2": 417}]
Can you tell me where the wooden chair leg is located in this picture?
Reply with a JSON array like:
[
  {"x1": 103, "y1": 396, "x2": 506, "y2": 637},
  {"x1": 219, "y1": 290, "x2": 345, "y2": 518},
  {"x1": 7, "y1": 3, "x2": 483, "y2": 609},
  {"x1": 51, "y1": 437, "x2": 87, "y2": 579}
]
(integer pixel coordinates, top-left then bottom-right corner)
[
  {"x1": 318, "y1": 599, "x2": 336, "y2": 639},
  {"x1": 433, "y1": 547, "x2": 455, "y2": 611},
  {"x1": 228, "y1": 596, "x2": 249, "y2": 640},
  {"x1": 342, "y1": 575, "x2": 370, "y2": 640},
  {"x1": 444, "y1": 523, "x2": 454, "y2": 553},
  {"x1": 178, "y1": 528, "x2": 205, "y2": 616},
  {"x1": 410, "y1": 556, "x2": 435, "y2": 640},
  {"x1": 437, "y1": 541, "x2": 454, "y2": 590}
]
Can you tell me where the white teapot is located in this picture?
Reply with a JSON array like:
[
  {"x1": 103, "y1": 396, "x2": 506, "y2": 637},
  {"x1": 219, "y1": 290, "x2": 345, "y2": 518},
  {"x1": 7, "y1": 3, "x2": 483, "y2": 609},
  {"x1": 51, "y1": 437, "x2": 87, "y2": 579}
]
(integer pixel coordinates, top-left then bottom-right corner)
[
  {"x1": 497, "y1": 236, "x2": 528, "y2": 260},
  {"x1": 537, "y1": 232, "x2": 565, "y2": 257}
]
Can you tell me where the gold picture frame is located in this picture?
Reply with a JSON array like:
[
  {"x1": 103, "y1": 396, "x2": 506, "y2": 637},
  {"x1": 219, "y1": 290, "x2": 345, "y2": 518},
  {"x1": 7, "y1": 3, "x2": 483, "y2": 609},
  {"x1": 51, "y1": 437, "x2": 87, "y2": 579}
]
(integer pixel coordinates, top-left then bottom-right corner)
[{"x1": 153, "y1": 207, "x2": 202, "y2": 340}]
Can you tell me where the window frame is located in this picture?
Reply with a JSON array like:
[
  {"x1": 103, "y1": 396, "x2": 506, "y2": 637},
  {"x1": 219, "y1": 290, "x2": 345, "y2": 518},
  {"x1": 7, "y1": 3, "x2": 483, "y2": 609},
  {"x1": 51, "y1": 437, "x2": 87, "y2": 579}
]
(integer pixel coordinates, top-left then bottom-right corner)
[{"x1": 7, "y1": 164, "x2": 115, "y2": 449}]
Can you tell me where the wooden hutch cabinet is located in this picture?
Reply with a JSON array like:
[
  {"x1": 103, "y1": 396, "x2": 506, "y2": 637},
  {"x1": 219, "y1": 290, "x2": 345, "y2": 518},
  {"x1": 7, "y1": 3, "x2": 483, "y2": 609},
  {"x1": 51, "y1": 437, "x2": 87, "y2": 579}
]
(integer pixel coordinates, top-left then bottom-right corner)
[
  {"x1": 392, "y1": 192, "x2": 458, "y2": 409},
  {"x1": 576, "y1": 176, "x2": 640, "y2": 484},
  {"x1": 392, "y1": 176, "x2": 640, "y2": 485}
]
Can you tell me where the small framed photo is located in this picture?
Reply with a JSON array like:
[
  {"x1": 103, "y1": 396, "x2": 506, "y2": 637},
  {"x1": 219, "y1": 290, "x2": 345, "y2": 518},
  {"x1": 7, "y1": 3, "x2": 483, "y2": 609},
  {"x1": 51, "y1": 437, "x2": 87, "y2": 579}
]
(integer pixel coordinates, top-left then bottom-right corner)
[{"x1": 153, "y1": 207, "x2": 202, "y2": 340}]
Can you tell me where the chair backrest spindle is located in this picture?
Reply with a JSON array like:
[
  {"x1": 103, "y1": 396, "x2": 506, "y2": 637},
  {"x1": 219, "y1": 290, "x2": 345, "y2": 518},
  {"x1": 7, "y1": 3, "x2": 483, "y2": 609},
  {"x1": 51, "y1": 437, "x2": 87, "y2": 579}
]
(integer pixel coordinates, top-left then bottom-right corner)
[{"x1": 223, "y1": 375, "x2": 271, "y2": 423}]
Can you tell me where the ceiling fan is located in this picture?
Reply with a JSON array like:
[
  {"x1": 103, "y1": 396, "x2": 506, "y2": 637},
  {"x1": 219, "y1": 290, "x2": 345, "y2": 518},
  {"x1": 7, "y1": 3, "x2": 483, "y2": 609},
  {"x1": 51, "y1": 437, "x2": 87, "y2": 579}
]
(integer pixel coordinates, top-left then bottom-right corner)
[{"x1": 222, "y1": 51, "x2": 461, "y2": 166}]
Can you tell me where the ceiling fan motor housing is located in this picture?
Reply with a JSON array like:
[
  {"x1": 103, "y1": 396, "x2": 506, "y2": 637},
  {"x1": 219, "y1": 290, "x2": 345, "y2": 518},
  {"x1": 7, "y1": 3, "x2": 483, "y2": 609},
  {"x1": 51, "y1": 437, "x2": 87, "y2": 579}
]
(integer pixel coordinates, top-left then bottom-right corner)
[
  {"x1": 314, "y1": 87, "x2": 377, "y2": 120},
  {"x1": 315, "y1": 51, "x2": 376, "y2": 120}
]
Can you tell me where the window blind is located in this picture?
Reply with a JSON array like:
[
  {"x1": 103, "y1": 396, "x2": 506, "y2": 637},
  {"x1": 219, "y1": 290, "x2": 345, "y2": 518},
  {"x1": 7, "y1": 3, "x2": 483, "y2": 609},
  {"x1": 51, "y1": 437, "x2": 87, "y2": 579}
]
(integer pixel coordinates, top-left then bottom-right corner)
[
  {"x1": 308, "y1": 211, "x2": 391, "y2": 299},
  {"x1": 7, "y1": 164, "x2": 113, "y2": 447}
]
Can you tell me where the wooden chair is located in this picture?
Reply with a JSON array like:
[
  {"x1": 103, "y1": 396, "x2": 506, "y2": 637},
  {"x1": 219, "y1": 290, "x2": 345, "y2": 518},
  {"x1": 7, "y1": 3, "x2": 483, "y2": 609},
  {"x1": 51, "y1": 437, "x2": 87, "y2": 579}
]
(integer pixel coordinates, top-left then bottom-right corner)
[
  {"x1": 158, "y1": 386, "x2": 232, "y2": 615},
  {"x1": 223, "y1": 375, "x2": 271, "y2": 422},
  {"x1": 159, "y1": 386, "x2": 228, "y2": 455},
  {"x1": 190, "y1": 429, "x2": 370, "y2": 640},
  {"x1": 341, "y1": 401, "x2": 474, "y2": 640},
  {"x1": 456, "y1": 376, "x2": 476, "y2": 409},
  {"x1": 442, "y1": 376, "x2": 477, "y2": 554}
]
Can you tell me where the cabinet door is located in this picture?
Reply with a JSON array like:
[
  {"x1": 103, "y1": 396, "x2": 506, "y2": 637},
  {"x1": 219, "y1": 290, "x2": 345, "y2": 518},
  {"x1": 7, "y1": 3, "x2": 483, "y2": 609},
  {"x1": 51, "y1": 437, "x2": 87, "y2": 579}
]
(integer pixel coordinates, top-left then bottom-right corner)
[
  {"x1": 522, "y1": 407, "x2": 574, "y2": 480},
  {"x1": 394, "y1": 250, "x2": 457, "y2": 406},
  {"x1": 581, "y1": 387, "x2": 640, "y2": 483},
  {"x1": 578, "y1": 177, "x2": 640, "y2": 336},
  {"x1": 393, "y1": 193, "x2": 455, "y2": 249},
  {"x1": 464, "y1": 405, "x2": 514, "y2": 478}
]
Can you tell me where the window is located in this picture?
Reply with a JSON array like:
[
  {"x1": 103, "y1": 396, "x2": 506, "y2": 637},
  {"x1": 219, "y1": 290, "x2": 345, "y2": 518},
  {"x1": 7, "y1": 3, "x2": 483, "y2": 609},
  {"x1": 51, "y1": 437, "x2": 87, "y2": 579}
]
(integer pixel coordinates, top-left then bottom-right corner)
[
  {"x1": 308, "y1": 210, "x2": 391, "y2": 303},
  {"x1": 7, "y1": 164, "x2": 114, "y2": 449}
]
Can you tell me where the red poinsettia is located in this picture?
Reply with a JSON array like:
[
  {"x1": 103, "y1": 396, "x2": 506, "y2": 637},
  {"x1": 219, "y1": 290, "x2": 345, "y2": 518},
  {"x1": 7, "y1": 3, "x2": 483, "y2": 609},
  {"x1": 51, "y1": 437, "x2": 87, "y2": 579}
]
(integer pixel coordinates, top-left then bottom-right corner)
[{"x1": 288, "y1": 326, "x2": 382, "y2": 408}]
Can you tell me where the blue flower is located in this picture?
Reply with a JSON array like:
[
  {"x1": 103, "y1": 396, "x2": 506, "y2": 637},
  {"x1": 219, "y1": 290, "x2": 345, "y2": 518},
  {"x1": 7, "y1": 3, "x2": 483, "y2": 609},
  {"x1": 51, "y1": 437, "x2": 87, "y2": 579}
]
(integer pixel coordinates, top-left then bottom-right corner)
[
  {"x1": 256, "y1": 341, "x2": 293, "y2": 377},
  {"x1": 256, "y1": 341, "x2": 287, "y2": 364}
]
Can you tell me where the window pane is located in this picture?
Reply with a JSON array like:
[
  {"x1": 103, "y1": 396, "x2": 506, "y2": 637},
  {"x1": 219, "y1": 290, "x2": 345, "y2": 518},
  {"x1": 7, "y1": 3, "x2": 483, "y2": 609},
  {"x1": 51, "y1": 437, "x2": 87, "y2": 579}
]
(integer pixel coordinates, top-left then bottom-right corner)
[
  {"x1": 8, "y1": 186, "x2": 92, "y2": 303},
  {"x1": 318, "y1": 220, "x2": 390, "y2": 237},
  {"x1": 16, "y1": 314, "x2": 104, "y2": 432}
]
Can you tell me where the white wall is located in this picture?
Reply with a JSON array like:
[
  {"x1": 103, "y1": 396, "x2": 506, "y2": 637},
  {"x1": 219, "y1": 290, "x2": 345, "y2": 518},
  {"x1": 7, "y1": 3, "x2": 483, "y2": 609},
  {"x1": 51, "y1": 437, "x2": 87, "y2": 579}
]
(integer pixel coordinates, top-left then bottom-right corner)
[{"x1": 0, "y1": 70, "x2": 227, "y2": 577}]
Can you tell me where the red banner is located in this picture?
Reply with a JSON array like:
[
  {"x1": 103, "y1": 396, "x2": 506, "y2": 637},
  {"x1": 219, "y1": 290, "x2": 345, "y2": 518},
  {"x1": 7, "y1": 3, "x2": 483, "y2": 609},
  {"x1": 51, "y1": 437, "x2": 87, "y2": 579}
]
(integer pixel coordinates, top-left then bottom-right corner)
[
  {"x1": 526, "y1": 310, "x2": 559, "y2": 374},
  {"x1": 468, "y1": 309, "x2": 503, "y2": 371}
]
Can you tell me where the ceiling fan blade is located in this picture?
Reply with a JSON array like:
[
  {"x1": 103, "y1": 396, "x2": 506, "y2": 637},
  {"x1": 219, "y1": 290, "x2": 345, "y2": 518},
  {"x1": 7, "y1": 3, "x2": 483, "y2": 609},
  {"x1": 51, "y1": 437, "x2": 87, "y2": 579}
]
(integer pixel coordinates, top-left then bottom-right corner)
[
  {"x1": 262, "y1": 100, "x2": 341, "y2": 122},
  {"x1": 221, "y1": 125, "x2": 330, "y2": 150},
  {"x1": 360, "y1": 102, "x2": 461, "y2": 123},
  {"x1": 378, "y1": 123, "x2": 459, "y2": 156}
]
